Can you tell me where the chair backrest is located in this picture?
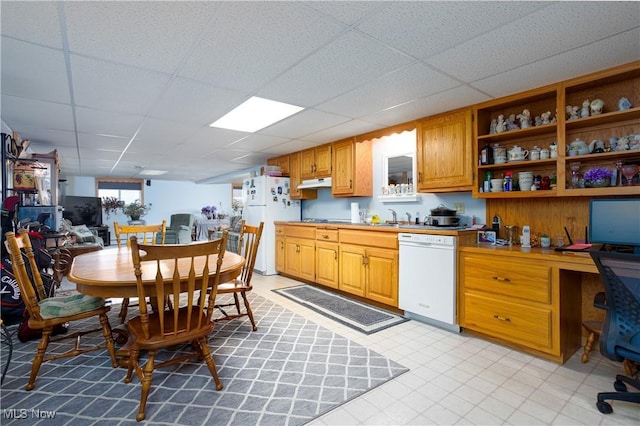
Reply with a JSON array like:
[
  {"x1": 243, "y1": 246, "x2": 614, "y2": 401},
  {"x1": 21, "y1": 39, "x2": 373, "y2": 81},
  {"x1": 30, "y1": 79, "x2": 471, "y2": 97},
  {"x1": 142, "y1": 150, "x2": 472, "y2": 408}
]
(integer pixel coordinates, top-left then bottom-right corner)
[
  {"x1": 129, "y1": 232, "x2": 228, "y2": 340},
  {"x1": 168, "y1": 214, "x2": 195, "y2": 229},
  {"x1": 114, "y1": 220, "x2": 166, "y2": 248},
  {"x1": 4, "y1": 230, "x2": 47, "y2": 321},
  {"x1": 237, "y1": 222, "x2": 264, "y2": 285},
  {"x1": 589, "y1": 249, "x2": 640, "y2": 360}
]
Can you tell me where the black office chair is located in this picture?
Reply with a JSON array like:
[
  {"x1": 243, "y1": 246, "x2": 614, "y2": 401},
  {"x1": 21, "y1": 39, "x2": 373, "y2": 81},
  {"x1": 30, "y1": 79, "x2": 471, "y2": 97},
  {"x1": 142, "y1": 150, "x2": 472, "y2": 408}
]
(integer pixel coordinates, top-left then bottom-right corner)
[{"x1": 589, "y1": 249, "x2": 640, "y2": 414}]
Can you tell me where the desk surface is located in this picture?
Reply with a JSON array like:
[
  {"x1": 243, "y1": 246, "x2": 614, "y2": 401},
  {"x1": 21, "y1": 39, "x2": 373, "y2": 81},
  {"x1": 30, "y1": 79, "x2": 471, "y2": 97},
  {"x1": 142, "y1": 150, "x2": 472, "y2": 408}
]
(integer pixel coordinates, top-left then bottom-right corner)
[{"x1": 68, "y1": 247, "x2": 244, "y2": 298}]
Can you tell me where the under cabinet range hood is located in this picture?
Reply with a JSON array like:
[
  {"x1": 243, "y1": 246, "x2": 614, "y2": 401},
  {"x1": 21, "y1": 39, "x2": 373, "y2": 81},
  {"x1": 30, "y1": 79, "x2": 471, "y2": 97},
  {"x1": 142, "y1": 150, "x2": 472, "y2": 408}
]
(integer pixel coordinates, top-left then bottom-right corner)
[{"x1": 297, "y1": 177, "x2": 332, "y2": 189}]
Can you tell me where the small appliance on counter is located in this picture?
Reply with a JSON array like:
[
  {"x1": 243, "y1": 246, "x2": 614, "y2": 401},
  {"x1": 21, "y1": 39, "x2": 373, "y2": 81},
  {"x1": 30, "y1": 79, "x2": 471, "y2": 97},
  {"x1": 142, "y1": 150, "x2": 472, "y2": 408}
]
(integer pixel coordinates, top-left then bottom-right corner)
[{"x1": 425, "y1": 204, "x2": 461, "y2": 227}]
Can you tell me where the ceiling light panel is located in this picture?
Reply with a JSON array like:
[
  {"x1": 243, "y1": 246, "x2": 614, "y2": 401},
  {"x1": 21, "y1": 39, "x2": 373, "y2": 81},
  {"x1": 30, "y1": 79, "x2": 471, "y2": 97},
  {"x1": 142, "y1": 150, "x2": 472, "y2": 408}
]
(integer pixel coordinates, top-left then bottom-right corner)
[{"x1": 210, "y1": 96, "x2": 304, "y2": 133}]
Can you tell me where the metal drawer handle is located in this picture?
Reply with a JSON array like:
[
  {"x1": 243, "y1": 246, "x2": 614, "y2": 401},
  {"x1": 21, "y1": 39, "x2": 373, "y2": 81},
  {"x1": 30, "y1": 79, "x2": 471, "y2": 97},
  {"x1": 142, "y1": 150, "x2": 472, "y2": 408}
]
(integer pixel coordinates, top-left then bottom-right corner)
[
  {"x1": 322, "y1": 234, "x2": 329, "y2": 239},
  {"x1": 492, "y1": 276, "x2": 511, "y2": 282},
  {"x1": 493, "y1": 314, "x2": 511, "y2": 322}
]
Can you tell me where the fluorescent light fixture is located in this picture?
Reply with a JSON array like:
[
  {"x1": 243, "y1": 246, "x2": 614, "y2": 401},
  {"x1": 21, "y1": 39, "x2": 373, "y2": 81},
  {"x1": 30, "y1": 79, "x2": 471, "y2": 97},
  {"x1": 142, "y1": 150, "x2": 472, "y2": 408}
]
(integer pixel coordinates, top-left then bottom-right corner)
[
  {"x1": 139, "y1": 169, "x2": 168, "y2": 176},
  {"x1": 210, "y1": 96, "x2": 304, "y2": 132}
]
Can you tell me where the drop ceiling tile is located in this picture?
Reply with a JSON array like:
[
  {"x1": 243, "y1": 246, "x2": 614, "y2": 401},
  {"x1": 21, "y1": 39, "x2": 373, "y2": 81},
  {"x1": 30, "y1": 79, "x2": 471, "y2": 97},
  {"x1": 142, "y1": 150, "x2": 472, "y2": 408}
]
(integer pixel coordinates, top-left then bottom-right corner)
[
  {"x1": 75, "y1": 106, "x2": 145, "y2": 136},
  {"x1": 179, "y1": 1, "x2": 346, "y2": 91},
  {"x1": 6, "y1": 125, "x2": 77, "y2": 149},
  {"x1": 259, "y1": 108, "x2": 352, "y2": 139},
  {"x1": 63, "y1": 1, "x2": 217, "y2": 73},
  {"x1": 149, "y1": 77, "x2": 247, "y2": 125},
  {"x1": 356, "y1": 2, "x2": 548, "y2": 59},
  {"x1": 473, "y1": 28, "x2": 640, "y2": 99},
  {"x1": 77, "y1": 133, "x2": 130, "y2": 152},
  {"x1": 0, "y1": 1, "x2": 63, "y2": 48},
  {"x1": 304, "y1": 1, "x2": 387, "y2": 26},
  {"x1": 1, "y1": 39, "x2": 70, "y2": 103},
  {"x1": 226, "y1": 134, "x2": 290, "y2": 151},
  {"x1": 428, "y1": 2, "x2": 640, "y2": 83},
  {"x1": 261, "y1": 140, "x2": 318, "y2": 156},
  {"x1": 134, "y1": 117, "x2": 202, "y2": 148},
  {"x1": 186, "y1": 126, "x2": 248, "y2": 151},
  {"x1": 1, "y1": 95, "x2": 74, "y2": 131},
  {"x1": 70, "y1": 55, "x2": 172, "y2": 115},
  {"x1": 259, "y1": 31, "x2": 414, "y2": 107},
  {"x1": 301, "y1": 118, "x2": 386, "y2": 144},
  {"x1": 316, "y1": 62, "x2": 460, "y2": 118}
]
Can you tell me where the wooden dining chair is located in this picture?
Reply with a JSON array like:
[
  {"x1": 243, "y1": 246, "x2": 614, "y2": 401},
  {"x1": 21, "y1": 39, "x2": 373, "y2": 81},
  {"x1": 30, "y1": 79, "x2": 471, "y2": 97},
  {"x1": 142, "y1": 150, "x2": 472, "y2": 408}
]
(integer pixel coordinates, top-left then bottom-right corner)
[
  {"x1": 3, "y1": 229, "x2": 118, "y2": 391},
  {"x1": 125, "y1": 232, "x2": 228, "y2": 422},
  {"x1": 113, "y1": 220, "x2": 167, "y2": 323},
  {"x1": 215, "y1": 221, "x2": 264, "y2": 331}
]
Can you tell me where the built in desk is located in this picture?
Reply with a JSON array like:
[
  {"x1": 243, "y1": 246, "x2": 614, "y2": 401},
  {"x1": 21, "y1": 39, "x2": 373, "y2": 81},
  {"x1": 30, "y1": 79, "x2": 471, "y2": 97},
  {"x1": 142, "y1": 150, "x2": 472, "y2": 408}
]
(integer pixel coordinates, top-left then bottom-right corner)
[{"x1": 458, "y1": 244, "x2": 601, "y2": 364}]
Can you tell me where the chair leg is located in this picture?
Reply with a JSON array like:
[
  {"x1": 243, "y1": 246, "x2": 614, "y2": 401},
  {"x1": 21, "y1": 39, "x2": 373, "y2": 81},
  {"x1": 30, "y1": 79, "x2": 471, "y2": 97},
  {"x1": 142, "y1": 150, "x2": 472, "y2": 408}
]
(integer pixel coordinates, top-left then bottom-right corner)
[
  {"x1": 241, "y1": 291, "x2": 257, "y2": 331},
  {"x1": 119, "y1": 298, "x2": 130, "y2": 324},
  {"x1": 26, "y1": 328, "x2": 52, "y2": 391},
  {"x1": 198, "y1": 337, "x2": 223, "y2": 391},
  {"x1": 1, "y1": 322, "x2": 13, "y2": 385},
  {"x1": 137, "y1": 350, "x2": 156, "y2": 422},
  {"x1": 582, "y1": 331, "x2": 596, "y2": 363},
  {"x1": 99, "y1": 313, "x2": 118, "y2": 367},
  {"x1": 233, "y1": 293, "x2": 241, "y2": 314},
  {"x1": 124, "y1": 348, "x2": 139, "y2": 384}
]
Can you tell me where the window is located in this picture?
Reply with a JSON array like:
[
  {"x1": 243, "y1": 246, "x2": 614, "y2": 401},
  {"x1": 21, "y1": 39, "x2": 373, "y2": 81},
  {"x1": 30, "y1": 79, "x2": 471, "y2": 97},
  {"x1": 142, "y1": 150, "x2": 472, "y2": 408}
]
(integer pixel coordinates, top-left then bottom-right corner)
[{"x1": 96, "y1": 178, "x2": 144, "y2": 204}]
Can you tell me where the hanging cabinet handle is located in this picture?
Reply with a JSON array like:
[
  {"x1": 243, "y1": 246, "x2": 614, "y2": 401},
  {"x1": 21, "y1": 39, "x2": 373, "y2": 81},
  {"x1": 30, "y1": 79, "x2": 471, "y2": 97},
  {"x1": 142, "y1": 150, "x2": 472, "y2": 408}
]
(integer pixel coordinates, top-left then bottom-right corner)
[
  {"x1": 492, "y1": 276, "x2": 511, "y2": 282},
  {"x1": 493, "y1": 314, "x2": 511, "y2": 322}
]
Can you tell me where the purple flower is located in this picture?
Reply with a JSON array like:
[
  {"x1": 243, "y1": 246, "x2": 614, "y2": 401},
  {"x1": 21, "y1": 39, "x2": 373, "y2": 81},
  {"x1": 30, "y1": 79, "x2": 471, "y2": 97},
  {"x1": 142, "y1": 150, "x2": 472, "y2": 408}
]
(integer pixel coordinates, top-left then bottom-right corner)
[
  {"x1": 201, "y1": 205, "x2": 216, "y2": 214},
  {"x1": 583, "y1": 167, "x2": 613, "y2": 181}
]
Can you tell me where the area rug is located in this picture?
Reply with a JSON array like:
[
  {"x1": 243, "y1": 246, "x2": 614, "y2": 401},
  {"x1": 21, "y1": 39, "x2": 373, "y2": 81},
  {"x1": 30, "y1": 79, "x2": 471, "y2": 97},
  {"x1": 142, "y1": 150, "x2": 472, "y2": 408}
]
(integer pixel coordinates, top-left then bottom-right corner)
[
  {"x1": 272, "y1": 285, "x2": 409, "y2": 335},
  {"x1": 0, "y1": 293, "x2": 408, "y2": 425}
]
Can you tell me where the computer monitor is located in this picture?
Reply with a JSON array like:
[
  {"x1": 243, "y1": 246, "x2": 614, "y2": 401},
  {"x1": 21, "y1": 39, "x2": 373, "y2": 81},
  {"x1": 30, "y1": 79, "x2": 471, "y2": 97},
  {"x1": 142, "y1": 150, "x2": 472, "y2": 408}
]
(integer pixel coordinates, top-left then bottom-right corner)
[{"x1": 589, "y1": 198, "x2": 640, "y2": 253}]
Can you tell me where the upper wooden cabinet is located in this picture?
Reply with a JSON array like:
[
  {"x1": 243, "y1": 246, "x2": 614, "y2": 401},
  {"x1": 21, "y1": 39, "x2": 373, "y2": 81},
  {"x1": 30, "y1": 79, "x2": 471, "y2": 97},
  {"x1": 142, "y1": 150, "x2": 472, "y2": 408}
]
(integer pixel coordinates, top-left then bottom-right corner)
[
  {"x1": 416, "y1": 108, "x2": 473, "y2": 192},
  {"x1": 473, "y1": 60, "x2": 640, "y2": 199},
  {"x1": 300, "y1": 144, "x2": 332, "y2": 179},
  {"x1": 266, "y1": 155, "x2": 290, "y2": 176},
  {"x1": 331, "y1": 138, "x2": 372, "y2": 197},
  {"x1": 288, "y1": 152, "x2": 317, "y2": 200}
]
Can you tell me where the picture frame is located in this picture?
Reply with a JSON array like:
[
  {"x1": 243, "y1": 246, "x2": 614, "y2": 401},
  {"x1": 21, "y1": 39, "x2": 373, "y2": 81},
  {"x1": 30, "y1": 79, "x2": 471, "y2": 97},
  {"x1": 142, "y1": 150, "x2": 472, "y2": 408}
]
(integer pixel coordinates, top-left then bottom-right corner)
[{"x1": 477, "y1": 230, "x2": 496, "y2": 245}]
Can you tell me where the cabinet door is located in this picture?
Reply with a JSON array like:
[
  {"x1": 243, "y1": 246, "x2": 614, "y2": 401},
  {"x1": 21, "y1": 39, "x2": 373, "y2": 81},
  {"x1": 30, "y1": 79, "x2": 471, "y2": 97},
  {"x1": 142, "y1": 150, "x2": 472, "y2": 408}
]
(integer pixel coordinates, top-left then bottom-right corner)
[
  {"x1": 275, "y1": 235, "x2": 285, "y2": 272},
  {"x1": 267, "y1": 155, "x2": 290, "y2": 176},
  {"x1": 300, "y1": 149, "x2": 316, "y2": 180},
  {"x1": 284, "y1": 238, "x2": 301, "y2": 277},
  {"x1": 339, "y1": 244, "x2": 366, "y2": 297},
  {"x1": 332, "y1": 139, "x2": 354, "y2": 195},
  {"x1": 299, "y1": 238, "x2": 316, "y2": 282},
  {"x1": 289, "y1": 152, "x2": 316, "y2": 200},
  {"x1": 314, "y1": 145, "x2": 332, "y2": 177},
  {"x1": 316, "y1": 241, "x2": 339, "y2": 289},
  {"x1": 417, "y1": 108, "x2": 473, "y2": 192},
  {"x1": 365, "y1": 247, "x2": 398, "y2": 307}
]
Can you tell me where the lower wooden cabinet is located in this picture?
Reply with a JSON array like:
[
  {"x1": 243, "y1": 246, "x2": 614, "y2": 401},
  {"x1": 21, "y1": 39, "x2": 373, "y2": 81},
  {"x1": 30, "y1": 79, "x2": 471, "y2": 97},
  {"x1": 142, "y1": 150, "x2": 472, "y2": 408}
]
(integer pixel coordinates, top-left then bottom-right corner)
[
  {"x1": 315, "y1": 229, "x2": 339, "y2": 289},
  {"x1": 285, "y1": 237, "x2": 315, "y2": 281}
]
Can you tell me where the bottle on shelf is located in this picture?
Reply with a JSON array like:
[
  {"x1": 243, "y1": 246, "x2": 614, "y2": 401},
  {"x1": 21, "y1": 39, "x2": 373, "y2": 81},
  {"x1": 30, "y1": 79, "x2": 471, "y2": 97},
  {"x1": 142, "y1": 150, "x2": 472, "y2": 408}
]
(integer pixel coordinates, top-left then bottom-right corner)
[{"x1": 480, "y1": 143, "x2": 493, "y2": 165}]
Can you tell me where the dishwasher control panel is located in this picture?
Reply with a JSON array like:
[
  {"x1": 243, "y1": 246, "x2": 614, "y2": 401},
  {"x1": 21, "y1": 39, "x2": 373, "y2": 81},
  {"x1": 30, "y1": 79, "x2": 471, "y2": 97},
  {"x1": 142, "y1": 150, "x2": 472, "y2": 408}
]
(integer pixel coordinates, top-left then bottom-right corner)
[{"x1": 398, "y1": 233, "x2": 456, "y2": 247}]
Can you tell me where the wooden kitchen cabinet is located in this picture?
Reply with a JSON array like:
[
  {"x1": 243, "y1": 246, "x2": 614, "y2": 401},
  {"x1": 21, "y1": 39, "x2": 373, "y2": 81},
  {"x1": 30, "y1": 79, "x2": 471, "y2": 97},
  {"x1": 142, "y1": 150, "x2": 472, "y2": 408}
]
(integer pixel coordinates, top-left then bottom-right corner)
[
  {"x1": 339, "y1": 229, "x2": 398, "y2": 307},
  {"x1": 275, "y1": 225, "x2": 286, "y2": 273},
  {"x1": 315, "y1": 229, "x2": 339, "y2": 288},
  {"x1": 331, "y1": 138, "x2": 372, "y2": 197},
  {"x1": 473, "y1": 60, "x2": 640, "y2": 199},
  {"x1": 416, "y1": 107, "x2": 473, "y2": 192},
  {"x1": 459, "y1": 251, "x2": 556, "y2": 356},
  {"x1": 284, "y1": 226, "x2": 315, "y2": 281},
  {"x1": 300, "y1": 144, "x2": 332, "y2": 179},
  {"x1": 288, "y1": 152, "x2": 317, "y2": 200},
  {"x1": 267, "y1": 155, "x2": 290, "y2": 176}
]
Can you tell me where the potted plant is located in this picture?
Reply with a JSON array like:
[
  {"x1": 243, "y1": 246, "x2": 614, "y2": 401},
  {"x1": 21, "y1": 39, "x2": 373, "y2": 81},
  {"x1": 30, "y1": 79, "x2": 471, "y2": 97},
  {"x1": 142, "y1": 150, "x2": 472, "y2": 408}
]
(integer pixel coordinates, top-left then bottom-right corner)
[
  {"x1": 101, "y1": 196, "x2": 123, "y2": 219},
  {"x1": 583, "y1": 167, "x2": 613, "y2": 188},
  {"x1": 121, "y1": 200, "x2": 151, "y2": 221},
  {"x1": 201, "y1": 205, "x2": 216, "y2": 220}
]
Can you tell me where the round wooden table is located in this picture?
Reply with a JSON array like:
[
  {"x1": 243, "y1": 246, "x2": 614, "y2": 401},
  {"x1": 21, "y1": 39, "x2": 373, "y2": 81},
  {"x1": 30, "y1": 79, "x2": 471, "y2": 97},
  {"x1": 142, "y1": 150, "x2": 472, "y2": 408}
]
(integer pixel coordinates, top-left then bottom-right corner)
[{"x1": 68, "y1": 247, "x2": 245, "y2": 298}]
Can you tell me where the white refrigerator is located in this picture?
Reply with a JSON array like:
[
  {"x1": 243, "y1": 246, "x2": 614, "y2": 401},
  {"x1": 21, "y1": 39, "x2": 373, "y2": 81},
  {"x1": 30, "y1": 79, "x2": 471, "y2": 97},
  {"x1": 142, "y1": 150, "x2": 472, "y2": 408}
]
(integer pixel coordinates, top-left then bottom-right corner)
[{"x1": 242, "y1": 175, "x2": 301, "y2": 275}]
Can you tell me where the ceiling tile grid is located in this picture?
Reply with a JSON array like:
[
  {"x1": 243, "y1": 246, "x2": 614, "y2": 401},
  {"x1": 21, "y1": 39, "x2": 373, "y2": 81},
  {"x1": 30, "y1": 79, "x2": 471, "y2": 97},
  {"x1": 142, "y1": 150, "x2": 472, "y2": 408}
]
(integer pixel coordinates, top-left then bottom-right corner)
[{"x1": 1, "y1": 1, "x2": 639, "y2": 182}]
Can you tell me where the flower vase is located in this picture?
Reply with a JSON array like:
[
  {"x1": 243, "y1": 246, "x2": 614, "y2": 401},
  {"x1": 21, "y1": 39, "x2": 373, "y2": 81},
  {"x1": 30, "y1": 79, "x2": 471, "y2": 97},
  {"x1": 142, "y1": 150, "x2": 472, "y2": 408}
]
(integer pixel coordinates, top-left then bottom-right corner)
[{"x1": 584, "y1": 177, "x2": 611, "y2": 188}]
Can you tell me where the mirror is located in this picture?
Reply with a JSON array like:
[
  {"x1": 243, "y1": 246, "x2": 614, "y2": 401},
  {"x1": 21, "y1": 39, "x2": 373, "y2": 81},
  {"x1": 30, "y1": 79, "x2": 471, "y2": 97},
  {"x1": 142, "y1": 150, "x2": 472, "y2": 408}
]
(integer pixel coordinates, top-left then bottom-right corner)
[{"x1": 385, "y1": 153, "x2": 414, "y2": 186}]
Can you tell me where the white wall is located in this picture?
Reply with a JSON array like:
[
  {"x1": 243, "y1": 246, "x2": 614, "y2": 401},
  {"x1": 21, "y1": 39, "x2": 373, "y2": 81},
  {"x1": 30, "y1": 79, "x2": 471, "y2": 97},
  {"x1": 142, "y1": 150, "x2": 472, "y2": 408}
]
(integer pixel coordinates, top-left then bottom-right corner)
[{"x1": 65, "y1": 176, "x2": 233, "y2": 241}]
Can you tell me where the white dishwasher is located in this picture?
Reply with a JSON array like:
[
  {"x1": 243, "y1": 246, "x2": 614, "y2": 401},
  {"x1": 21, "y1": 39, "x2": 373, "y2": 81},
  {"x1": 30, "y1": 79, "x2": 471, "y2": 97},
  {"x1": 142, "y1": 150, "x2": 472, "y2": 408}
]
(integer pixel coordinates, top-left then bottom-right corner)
[{"x1": 398, "y1": 233, "x2": 459, "y2": 332}]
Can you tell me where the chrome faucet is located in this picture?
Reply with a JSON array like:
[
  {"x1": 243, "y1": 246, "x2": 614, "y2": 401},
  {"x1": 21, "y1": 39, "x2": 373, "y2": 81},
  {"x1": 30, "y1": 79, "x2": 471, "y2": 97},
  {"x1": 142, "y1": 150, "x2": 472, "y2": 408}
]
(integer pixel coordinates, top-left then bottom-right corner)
[
  {"x1": 406, "y1": 212, "x2": 412, "y2": 223},
  {"x1": 388, "y1": 209, "x2": 397, "y2": 224}
]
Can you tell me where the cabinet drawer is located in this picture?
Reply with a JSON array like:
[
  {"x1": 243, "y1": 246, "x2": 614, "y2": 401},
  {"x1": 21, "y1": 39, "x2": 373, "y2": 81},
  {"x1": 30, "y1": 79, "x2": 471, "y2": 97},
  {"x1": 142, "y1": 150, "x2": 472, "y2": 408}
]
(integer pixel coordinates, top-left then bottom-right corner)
[
  {"x1": 463, "y1": 292, "x2": 553, "y2": 352},
  {"x1": 275, "y1": 225, "x2": 285, "y2": 236},
  {"x1": 316, "y1": 229, "x2": 339, "y2": 242},
  {"x1": 340, "y1": 230, "x2": 397, "y2": 249},
  {"x1": 462, "y1": 254, "x2": 551, "y2": 304},
  {"x1": 285, "y1": 226, "x2": 316, "y2": 240}
]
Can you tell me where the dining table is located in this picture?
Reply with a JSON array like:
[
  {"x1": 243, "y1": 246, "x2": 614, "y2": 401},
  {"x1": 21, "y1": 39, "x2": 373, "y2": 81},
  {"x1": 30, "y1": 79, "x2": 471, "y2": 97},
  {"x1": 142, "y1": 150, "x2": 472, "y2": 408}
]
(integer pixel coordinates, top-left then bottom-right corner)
[
  {"x1": 67, "y1": 246, "x2": 245, "y2": 366},
  {"x1": 68, "y1": 246, "x2": 245, "y2": 299}
]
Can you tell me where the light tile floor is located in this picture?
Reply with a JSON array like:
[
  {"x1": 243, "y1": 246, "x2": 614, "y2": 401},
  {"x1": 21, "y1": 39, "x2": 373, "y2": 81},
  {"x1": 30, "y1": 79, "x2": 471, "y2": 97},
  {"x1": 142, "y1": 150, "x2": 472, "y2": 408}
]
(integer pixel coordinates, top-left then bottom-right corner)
[{"x1": 250, "y1": 273, "x2": 639, "y2": 425}]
